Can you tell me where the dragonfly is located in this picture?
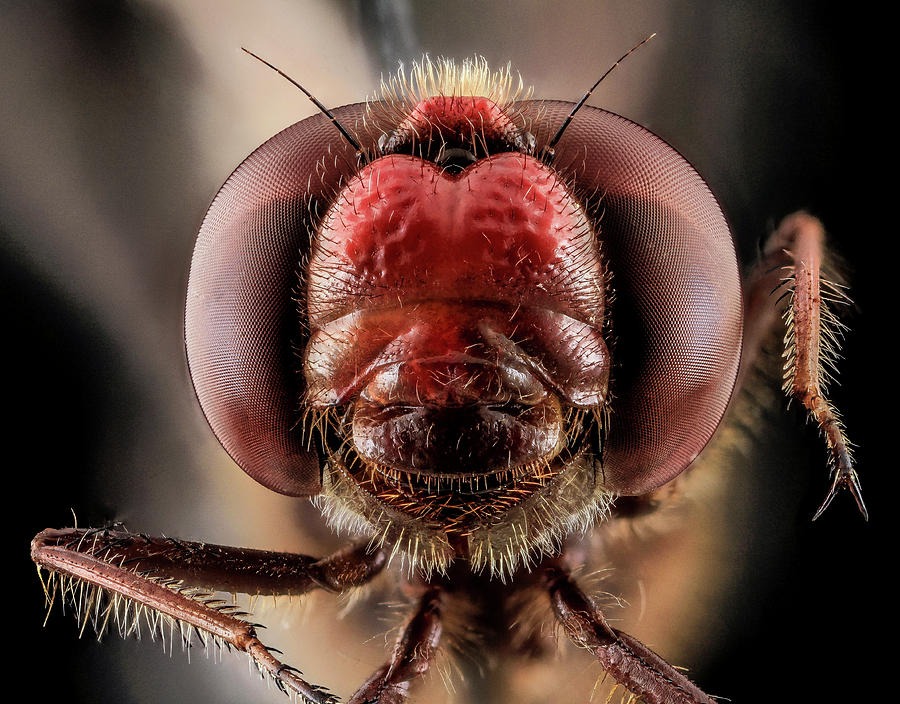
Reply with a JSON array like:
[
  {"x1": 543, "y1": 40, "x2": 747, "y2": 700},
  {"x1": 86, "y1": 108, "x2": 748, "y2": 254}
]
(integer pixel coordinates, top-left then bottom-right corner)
[{"x1": 30, "y1": 43, "x2": 865, "y2": 704}]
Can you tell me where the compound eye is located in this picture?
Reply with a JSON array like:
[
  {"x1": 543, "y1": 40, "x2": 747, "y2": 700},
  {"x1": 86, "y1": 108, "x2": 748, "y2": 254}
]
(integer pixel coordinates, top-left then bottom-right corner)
[
  {"x1": 185, "y1": 105, "x2": 375, "y2": 497},
  {"x1": 536, "y1": 102, "x2": 743, "y2": 495}
]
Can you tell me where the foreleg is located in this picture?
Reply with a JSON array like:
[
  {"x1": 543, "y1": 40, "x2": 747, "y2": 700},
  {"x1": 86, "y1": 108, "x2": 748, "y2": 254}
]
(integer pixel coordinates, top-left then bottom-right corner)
[
  {"x1": 32, "y1": 527, "x2": 387, "y2": 704},
  {"x1": 742, "y1": 212, "x2": 866, "y2": 519}
]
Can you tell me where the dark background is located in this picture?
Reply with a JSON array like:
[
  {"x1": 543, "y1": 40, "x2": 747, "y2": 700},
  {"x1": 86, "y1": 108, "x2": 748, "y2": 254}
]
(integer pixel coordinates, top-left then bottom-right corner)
[{"x1": 4, "y1": 1, "x2": 881, "y2": 702}]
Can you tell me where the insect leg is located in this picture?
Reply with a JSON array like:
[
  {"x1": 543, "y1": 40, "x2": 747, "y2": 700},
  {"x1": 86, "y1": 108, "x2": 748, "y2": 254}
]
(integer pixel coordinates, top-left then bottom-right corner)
[
  {"x1": 743, "y1": 212, "x2": 866, "y2": 519},
  {"x1": 348, "y1": 584, "x2": 443, "y2": 704},
  {"x1": 544, "y1": 562, "x2": 716, "y2": 704},
  {"x1": 32, "y1": 527, "x2": 387, "y2": 594},
  {"x1": 32, "y1": 527, "x2": 387, "y2": 704}
]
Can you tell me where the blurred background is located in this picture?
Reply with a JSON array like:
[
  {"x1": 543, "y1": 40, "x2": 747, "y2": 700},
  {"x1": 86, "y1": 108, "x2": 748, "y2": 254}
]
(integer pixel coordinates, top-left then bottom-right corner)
[{"x1": 4, "y1": 1, "x2": 880, "y2": 702}]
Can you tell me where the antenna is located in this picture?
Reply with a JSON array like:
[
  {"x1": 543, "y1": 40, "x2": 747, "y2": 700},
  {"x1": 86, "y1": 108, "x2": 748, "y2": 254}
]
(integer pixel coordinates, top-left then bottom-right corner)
[
  {"x1": 241, "y1": 47, "x2": 363, "y2": 153},
  {"x1": 547, "y1": 33, "x2": 657, "y2": 151}
]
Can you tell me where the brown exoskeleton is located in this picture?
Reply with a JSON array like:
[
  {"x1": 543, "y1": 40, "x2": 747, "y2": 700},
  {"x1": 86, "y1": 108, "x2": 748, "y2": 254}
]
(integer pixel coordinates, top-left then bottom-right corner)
[{"x1": 31, "y1": 49, "x2": 865, "y2": 704}]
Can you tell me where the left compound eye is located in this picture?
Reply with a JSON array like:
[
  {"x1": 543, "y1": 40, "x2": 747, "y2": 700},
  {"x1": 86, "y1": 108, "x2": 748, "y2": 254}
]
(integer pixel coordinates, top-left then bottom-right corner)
[{"x1": 185, "y1": 104, "x2": 373, "y2": 497}]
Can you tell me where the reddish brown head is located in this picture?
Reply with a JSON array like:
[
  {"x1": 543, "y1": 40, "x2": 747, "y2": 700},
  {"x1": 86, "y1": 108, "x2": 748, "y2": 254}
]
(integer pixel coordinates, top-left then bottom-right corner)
[{"x1": 186, "y1": 58, "x2": 741, "y2": 575}]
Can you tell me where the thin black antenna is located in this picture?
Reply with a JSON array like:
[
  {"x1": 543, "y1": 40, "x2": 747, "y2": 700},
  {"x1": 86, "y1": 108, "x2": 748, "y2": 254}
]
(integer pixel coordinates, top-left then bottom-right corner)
[
  {"x1": 241, "y1": 47, "x2": 362, "y2": 152},
  {"x1": 547, "y1": 33, "x2": 657, "y2": 151}
]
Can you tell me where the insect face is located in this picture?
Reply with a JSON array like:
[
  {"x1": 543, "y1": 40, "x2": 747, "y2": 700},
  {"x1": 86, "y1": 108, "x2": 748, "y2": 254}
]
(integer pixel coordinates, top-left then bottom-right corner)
[
  {"x1": 305, "y1": 96, "x2": 611, "y2": 574},
  {"x1": 186, "y1": 57, "x2": 743, "y2": 579}
]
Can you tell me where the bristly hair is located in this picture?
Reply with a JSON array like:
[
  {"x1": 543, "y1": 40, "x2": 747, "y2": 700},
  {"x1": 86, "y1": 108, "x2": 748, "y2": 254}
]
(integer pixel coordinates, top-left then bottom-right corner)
[
  {"x1": 374, "y1": 55, "x2": 533, "y2": 112},
  {"x1": 35, "y1": 563, "x2": 337, "y2": 704},
  {"x1": 314, "y1": 445, "x2": 614, "y2": 583},
  {"x1": 779, "y1": 255, "x2": 854, "y2": 473},
  {"x1": 781, "y1": 275, "x2": 850, "y2": 395}
]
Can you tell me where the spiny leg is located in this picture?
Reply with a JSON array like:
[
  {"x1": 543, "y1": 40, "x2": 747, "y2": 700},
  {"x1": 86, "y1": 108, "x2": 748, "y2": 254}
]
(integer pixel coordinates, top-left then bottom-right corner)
[
  {"x1": 349, "y1": 584, "x2": 443, "y2": 704},
  {"x1": 32, "y1": 527, "x2": 388, "y2": 594},
  {"x1": 32, "y1": 527, "x2": 387, "y2": 704},
  {"x1": 544, "y1": 562, "x2": 716, "y2": 704},
  {"x1": 743, "y1": 211, "x2": 866, "y2": 519}
]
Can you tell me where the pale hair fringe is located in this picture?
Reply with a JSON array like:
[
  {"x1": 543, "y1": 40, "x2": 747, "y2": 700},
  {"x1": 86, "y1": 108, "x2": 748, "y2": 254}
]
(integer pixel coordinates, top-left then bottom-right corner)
[{"x1": 373, "y1": 55, "x2": 533, "y2": 110}]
